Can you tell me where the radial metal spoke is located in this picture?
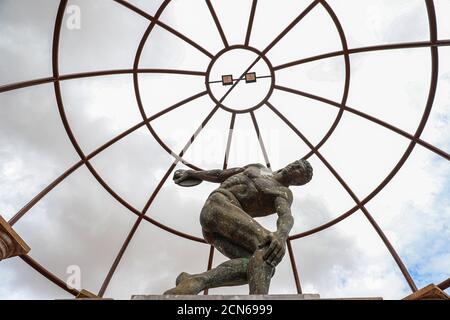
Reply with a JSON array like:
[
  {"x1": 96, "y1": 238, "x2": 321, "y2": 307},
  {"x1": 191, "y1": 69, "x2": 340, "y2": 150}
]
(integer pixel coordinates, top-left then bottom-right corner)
[
  {"x1": 205, "y1": 0, "x2": 229, "y2": 48},
  {"x1": 0, "y1": 77, "x2": 55, "y2": 94},
  {"x1": 274, "y1": 39, "x2": 450, "y2": 71},
  {"x1": 245, "y1": 0, "x2": 258, "y2": 46},
  {"x1": 167, "y1": 106, "x2": 220, "y2": 167},
  {"x1": 262, "y1": 0, "x2": 319, "y2": 55},
  {"x1": 275, "y1": 85, "x2": 450, "y2": 161},
  {"x1": 114, "y1": 0, "x2": 214, "y2": 59},
  {"x1": 223, "y1": 113, "x2": 236, "y2": 169},
  {"x1": 250, "y1": 111, "x2": 271, "y2": 168},
  {"x1": 0, "y1": 69, "x2": 206, "y2": 94},
  {"x1": 267, "y1": 101, "x2": 418, "y2": 292}
]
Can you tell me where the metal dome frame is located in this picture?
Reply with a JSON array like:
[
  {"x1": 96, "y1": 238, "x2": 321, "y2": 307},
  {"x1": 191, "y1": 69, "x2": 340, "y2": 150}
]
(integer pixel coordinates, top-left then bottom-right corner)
[{"x1": 1, "y1": 0, "x2": 449, "y2": 298}]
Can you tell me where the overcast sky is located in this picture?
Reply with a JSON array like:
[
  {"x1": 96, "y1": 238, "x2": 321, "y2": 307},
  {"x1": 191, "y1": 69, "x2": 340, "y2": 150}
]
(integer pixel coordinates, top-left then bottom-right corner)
[{"x1": 0, "y1": 0, "x2": 449, "y2": 300}]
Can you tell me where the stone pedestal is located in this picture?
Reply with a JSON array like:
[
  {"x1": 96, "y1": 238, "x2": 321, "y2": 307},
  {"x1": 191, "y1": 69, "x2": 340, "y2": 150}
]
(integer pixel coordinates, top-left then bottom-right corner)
[
  {"x1": 0, "y1": 215, "x2": 30, "y2": 261},
  {"x1": 131, "y1": 294, "x2": 382, "y2": 300},
  {"x1": 76, "y1": 289, "x2": 100, "y2": 299},
  {"x1": 403, "y1": 284, "x2": 450, "y2": 300}
]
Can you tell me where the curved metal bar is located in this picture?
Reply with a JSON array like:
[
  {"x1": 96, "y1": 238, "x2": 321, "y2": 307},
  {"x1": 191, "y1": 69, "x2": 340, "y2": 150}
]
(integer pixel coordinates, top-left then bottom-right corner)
[
  {"x1": 300, "y1": 0, "x2": 350, "y2": 160},
  {"x1": 141, "y1": 215, "x2": 206, "y2": 244},
  {"x1": 287, "y1": 0, "x2": 441, "y2": 246},
  {"x1": 132, "y1": 0, "x2": 204, "y2": 171},
  {"x1": 353, "y1": 0, "x2": 440, "y2": 220},
  {"x1": 20, "y1": 255, "x2": 80, "y2": 297},
  {"x1": 205, "y1": 0, "x2": 229, "y2": 48},
  {"x1": 51, "y1": 1, "x2": 170, "y2": 227},
  {"x1": 17, "y1": 0, "x2": 209, "y2": 296},
  {"x1": 274, "y1": 39, "x2": 450, "y2": 71},
  {"x1": 266, "y1": 101, "x2": 418, "y2": 292},
  {"x1": 17, "y1": 0, "x2": 78, "y2": 296},
  {"x1": 57, "y1": 0, "x2": 208, "y2": 244},
  {"x1": 274, "y1": 85, "x2": 449, "y2": 161},
  {"x1": 113, "y1": 0, "x2": 214, "y2": 59}
]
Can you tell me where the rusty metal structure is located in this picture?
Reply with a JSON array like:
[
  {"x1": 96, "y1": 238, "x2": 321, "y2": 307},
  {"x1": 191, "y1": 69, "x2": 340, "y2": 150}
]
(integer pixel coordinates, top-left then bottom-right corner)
[{"x1": 0, "y1": 0, "x2": 449, "y2": 298}]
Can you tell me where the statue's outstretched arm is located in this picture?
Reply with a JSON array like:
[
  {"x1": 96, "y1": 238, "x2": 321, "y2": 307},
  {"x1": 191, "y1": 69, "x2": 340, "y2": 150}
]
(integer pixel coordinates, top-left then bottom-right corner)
[{"x1": 174, "y1": 167, "x2": 245, "y2": 184}]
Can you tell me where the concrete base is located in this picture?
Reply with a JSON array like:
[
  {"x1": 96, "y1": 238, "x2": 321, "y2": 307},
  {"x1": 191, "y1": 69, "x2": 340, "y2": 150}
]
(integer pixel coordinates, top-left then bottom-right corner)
[
  {"x1": 132, "y1": 294, "x2": 320, "y2": 300},
  {"x1": 131, "y1": 294, "x2": 382, "y2": 300}
]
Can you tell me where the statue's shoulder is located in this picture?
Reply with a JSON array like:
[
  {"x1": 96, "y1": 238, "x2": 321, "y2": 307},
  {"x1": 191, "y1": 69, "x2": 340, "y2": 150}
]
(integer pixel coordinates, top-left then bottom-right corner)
[
  {"x1": 244, "y1": 163, "x2": 266, "y2": 170},
  {"x1": 242, "y1": 163, "x2": 271, "y2": 179}
]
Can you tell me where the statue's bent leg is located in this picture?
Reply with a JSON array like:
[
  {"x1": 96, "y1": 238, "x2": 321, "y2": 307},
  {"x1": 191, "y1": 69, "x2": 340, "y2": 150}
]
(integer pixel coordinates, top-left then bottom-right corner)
[
  {"x1": 200, "y1": 192, "x2": 271, "y2": 252},
  {"x1": 204, "y1": 233, "x2": 275, "y2": 295},
  {"x1": 248, "y1": 248, "x2": 275, "y2": 294},
  {"x1": 201, "y1": 192, "x2": 275, "y2": 294},
  {"x1": 164, "y1": 192, "x2": 275, "y2": 295},
  {"x1": 164, "y1": 235, "x2": 251, "y2": 295}
]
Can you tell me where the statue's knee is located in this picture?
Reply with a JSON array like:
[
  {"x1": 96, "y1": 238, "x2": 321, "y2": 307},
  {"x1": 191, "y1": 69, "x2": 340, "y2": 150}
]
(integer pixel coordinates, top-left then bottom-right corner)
[
  {"x1": 200, "y1": 208, "x2": 217, "y2": 230},
  {"x1": 250, "y1": 249, "x2": 276, "y2": 277},
  {"x1": 252, "y1": 249, "x2": 266, "y2": 261}
]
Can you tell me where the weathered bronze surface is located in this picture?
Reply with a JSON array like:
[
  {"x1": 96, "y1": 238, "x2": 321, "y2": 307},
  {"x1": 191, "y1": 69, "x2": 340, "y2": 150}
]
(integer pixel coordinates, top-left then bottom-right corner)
[{"x1": 164, "y1": 160, "x2": 313, "y2": 295}]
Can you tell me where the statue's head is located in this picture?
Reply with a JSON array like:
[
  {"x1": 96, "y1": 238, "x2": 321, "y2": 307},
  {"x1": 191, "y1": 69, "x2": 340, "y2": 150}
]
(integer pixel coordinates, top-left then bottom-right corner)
[{"x1": 279, "y1": 159, "x2": 313, "y2": 186}]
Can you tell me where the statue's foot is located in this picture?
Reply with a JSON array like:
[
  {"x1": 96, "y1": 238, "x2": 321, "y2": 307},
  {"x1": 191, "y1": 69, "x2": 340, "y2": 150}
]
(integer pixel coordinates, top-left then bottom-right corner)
[{"x1": 163, "y1": 272, "x2": 205, "y2": 295}]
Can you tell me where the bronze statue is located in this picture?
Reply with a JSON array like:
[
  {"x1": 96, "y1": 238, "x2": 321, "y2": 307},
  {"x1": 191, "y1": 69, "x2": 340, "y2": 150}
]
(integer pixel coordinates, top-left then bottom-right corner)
[{"x1": 164, "y1": 160, "x2": 313, "y2": 295}]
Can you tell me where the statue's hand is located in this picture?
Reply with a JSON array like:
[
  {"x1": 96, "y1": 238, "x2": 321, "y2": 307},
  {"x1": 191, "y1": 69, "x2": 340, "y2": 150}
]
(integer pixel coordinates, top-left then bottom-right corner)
[
  {"x1": 263, "y1": 232, "x2": 286, "y2": 267},
  {"x1": 173, "y1": 169, "x2": 191, "y2": 185}
]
